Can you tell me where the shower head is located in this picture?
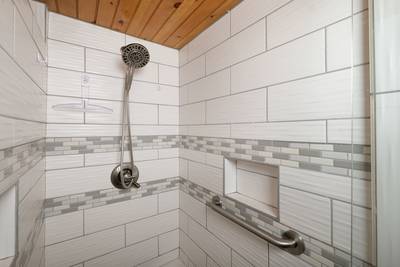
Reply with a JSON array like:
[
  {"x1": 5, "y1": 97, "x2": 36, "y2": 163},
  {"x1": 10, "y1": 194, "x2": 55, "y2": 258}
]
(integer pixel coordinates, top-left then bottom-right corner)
[{"x1": 121, "y1": 43, "x2": 150, "y2": 69}]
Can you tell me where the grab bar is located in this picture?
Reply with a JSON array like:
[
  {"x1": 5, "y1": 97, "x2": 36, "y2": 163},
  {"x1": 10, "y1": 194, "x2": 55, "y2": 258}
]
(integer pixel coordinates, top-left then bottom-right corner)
[{"x1": 207, "y1": 196, "x2": 305, "y2": 255}]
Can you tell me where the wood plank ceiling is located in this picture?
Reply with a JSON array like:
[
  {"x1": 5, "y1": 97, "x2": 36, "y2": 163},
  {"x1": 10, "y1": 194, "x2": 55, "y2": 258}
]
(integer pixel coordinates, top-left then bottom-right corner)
[{"x1": 42, "y1": 0, "x2": 241, "y2": 49}]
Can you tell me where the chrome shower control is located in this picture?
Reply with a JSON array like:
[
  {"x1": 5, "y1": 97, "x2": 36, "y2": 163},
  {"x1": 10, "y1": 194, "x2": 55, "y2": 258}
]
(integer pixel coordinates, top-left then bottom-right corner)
[{"x1": 111, "y1": 164, "x2": 140, "y2": 189}]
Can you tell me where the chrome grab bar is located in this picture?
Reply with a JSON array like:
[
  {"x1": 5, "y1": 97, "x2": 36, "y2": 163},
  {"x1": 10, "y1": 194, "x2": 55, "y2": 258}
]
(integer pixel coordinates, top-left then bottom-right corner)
[{"x1": 207, "y1": 196, "x2": 305, "y2": 255}]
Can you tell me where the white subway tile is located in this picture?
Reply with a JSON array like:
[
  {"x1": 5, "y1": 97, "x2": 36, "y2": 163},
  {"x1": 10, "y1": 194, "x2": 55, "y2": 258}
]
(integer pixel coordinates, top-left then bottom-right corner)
[
  {"x1": 48, "y1": 39, "x2": 84, "y2": 71},
  {"x1": 207, "y1": 208, "x2": 268, "y2": 267},
  {"x1": 207, "y1": 89, "x2": 267, "y2": 123},
  {"x1": 353, "y1": 64, "x2": 370, "y2": 118},
  {"x1": 180, "y1": 191, "x2": 206, "y2": 226},
  {"x1": 353, "y1": 179, "x2": 371, "y2": 208},
  {"x1": 269, "y1": 244, "x2": 311, "y2": 267},
  {"x1": 84, "y1": 150, "x2": 158, "y2": 166},
  {"x1": 327, "y1": 118, "x2": 370, "y2": 145},
  {"x1": 206, "y1": 19, "x2": 266, "y2": 74},
  {"x1": 267, "y1": 0, "x2": 351, "y2": 49},
  {"x1": 137, "y1": 249, "x2": 179, "y2": 267},
  {"x1": 130, "y1": 125, "x2": 179, "y2": 136},
  {"x1": 87, "y1": 73, "x2": 124, "y2": 101},
  {"x1": 85, "y1": 49, "x2": 125, "y2": 78},
  {"x1": 85, "y1": 195, "x2": 158, "y2": 234},
  {"x1": 353, "y1": 205, "x2": 373, "y2": 263},
  {"x1": 49, "y1": 12, "x2": 125, "y2": 53},
  {"x1": 132, "y1": 83, "x2": 179, "y2": 106},
  {"x1": 232, "y1": 251, "x2": 252, "y2": 267},
  {"x1": 179, "y1": 45, "x2": 189, "y2": 66},
  {"x1": 45, "y1": 226, "x2": 124, "y2": 267},
  {"x1": 159, "y1": 229, "x2": 179, "y2": 254},
  {"x1": 180, "y1": 148, "x2": 206, "y2": 163},
  {"x1": 206, "y1": 153, "x2": 223, "y2": 168},
  {"x1": 231, "y1": 121, "x2": 326, "y2": 143},
  {"x1": 0, "y1": 48, "x2": 46, "y2": 122},
  {"x1": 158, "y1": 148, "x2": 179, "y2": 159},
  {"x1": 46, "y1": 155, "x2": 84, "y2": 170},
  {"x1": 45, "y1": 211, "x2": 83, "y2": 245},
  {"x1": 353, "y1": 11, "x2": 369, "y2": 65},
  {"x1": 136, "y1": 158, "x2": 178, "y2": 182},
  {"x1": 47, "y1": 68, "x2": 83, "y2": 98},
  {"x1": 126, "y1": 210, "x2": 178, "y2": 245},
  {"x1": 14, "y1": 12, "x2": 46, "y2": 89},
  {"x1": 47, "y1": 124, "x2": 120, "y2": 137},
  {"x1": 180, "y1": 102, "x2": 206, "y2": 125},
  {"x1": 332, "y1": 200, "x2": 351, "y2": 251},
  {"x1": 231, "y1": 30, "x2": 325, "y2": 94},
  {"x1": 187, "y1": 217, "x2": 231, "y2": 267},
  {"x1": 0, "y1": 0, "x2": 14, "y2": 55},
  {"x1": 280, "y1": 186, "x2": 331, "y2": 243},
  {"x1": 159, "y1": 105, "x2": 179, "y2": 125},
  {"x1": 179, "y1": 158, "x2": 189, "y2": 179},
  {"x1": 46, "y1": 165, "x2": 113, "y2": 198},
  {"x1": 159, "y1": 65, "x2": 179, "y2": 86},
  {"x1": 179, "y1": 230, "x2": 207, "y2": 267},
  {"x1": 187, "y1": 14, "x2": 230, "y2": 61},
  {"x1": 181, "y1": 125, "x2": 231, "y2": 138},
  {"x1": 14, "y1": 0, "x2": 33, "y2": 33},
  {"x1": 184, "y1": 69, "x2": 230, "y2": 104},
  {"x1": 85, "y1": 237, "x2": 157, "y2": 267},
  {"x1": 231, "y1": 0, "x2": 290, "y2": 35},
  {"x1": 18, "y1": 159, "x2": 45, "y2": 202},
  {"x1": 280, "y1": 166, "x2": 351, "y2": 201},
  {"x1": 327, "y1": 18, "x2": 352, "y2": 71},
  {"x1": 180, "y1": 56, "x2": 205, "y2": 85},
  {"x1": 159, "y1": 190, "x2": 179, "y2": 213},
  {"x1": 188, "y1": 161, "x2": 223, "y2": 194}
]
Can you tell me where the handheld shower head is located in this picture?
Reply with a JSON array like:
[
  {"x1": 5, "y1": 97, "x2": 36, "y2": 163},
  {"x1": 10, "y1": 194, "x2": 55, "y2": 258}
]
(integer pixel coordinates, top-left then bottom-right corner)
[{"x1": 121, "y1": 43, "x2": 150, "y2": 69}]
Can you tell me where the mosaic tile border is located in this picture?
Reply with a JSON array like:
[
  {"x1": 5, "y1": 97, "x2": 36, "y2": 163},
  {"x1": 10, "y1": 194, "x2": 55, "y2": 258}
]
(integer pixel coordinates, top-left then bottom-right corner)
[
  {"x1": 0, "y1": 139, "x2": 45, "y2": 195},
  {"x1": 44, "y1": 177, "x2": 180, "y2": 217},
  {"x1": 180, "y1": 177, "x2": 374, "y2": 267},
  {"x1": 180, "y1": 135, "x2": 371, "y2": 179},
  {"x1": 46, "y1": 135, "x2": 180, "y2": 156}
]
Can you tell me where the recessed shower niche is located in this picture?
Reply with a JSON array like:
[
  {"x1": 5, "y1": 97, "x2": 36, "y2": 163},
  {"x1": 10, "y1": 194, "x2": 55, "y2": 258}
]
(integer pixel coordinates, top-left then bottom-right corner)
[{"x1": 224, "y1": 158, "x2": 279, "y2": 218}]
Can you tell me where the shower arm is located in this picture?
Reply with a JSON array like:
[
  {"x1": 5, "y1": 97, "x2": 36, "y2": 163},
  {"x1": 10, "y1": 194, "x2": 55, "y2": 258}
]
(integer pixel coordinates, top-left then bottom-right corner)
[{"x1": 119, "y1": 66, "x2": 135, "y2": 188}]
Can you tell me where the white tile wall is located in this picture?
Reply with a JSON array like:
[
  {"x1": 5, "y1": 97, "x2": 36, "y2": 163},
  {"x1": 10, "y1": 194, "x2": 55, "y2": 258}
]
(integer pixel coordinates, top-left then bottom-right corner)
[
  {"x1": 180, "y1": 102, "x2": 206, "y2": 125},
  {"x1": 47, "y1": 68, "x2": 83, "y2": 98},
  {"x1": 207, "y1": 208, "x2": 269, "y2": 267},
  {"x1": 180, "y1": 191, "x2": 206, "y2": 226},
  {"x1": 18, "y1": 159, "x2": 45, "y2": 201},
  {"x1": 327, "y1": 18, "x2": 352, "y2": 71},
  {"x1": 181, "y1": 125, "x2": 230, "y2": 138},
  {"x1": 136, "y1": 158, "x2": 179, "y2": 182},
  {"x1": 159, "y1": 64, "x2": 179, "y2": 86},
  {"x1": 84, "y1": 195, "x2": 158, "y2": 234},
  {"x1": 158, "y1": 190, "x2": 179, "y2": 213},
  {"x1": 332, "y1": 200, "x2": 351, "y2": 251},
  {"x1": 182, "y1": 68, "x2": 230, "y2": 105},
  {"x1": 268, "y1": 69, "x2": 352, "y2": 121},
  {"x1": 205, "y1": 19, "x2": 266, "y2": 74},
  {"x1": 159, "y1": 229, "x2": 179, "y2": 254},
  {"x1": 45, "y1": 225, "x2": 124, "y2": 267},
  {"x1": 47, "y1": 96, "x2": 85, "y2": 123},
  {"x1": 188, "y1": 161, "x2": 223, "y2": 194},
  {"x1": 179, "y1": 230, "x2": 207, "y2": 267},
  {"x1": 269, "y1": 244, "x2": 311, "y2": 267},
  {"x1": 186, "y1": 217, "x2": 231, "y2": 267},
  {"x1": 206, "y1": 89, "x2": 267, "y2": 124},
  {"x1": 0, "y1": 0, "x2": 14, "y2": 55},
  {"x1": 280, "y1": 166, "x2": 351, "y2": 201},
  {"x1": 232, "y1": 251, "x2": 252, "y2": 267},
  {"x1": 187, "y1": 14, "x2": 230, "y2": 61},
  {"x1": 280, "y1": 186, "x2": 331, "y2": 243},
  {"x1": 353, "y1": 205, "x2": 373, "y2": 263},
  {"x1": 138, "y1": 249, "x2": 179, "y2": 267},
  {"x1": 49, "y1": 12, "x2": 125, "y2": 53},
  {"x1": 85, "y1": 237, "x2": 157, "y2": 267},
  {"x1": 231, "y1": 121, "x2": 327, "y2": 143},
  {"x1": 159, "y1": 105, "x2": 179, "y2": 125},
  {"x1": 231, "y1": 0, "x2": 290, "y2": 35},
  {"x1": 45, "y1": 211, "x2": 83, "y2": 245},
  {"x1": 48, "y1": 39, "x2": 84, "y2": 71},
  {"x1": 231, "y1": 30, "x2": 325, "y2": 94},
  {"x1": 267, "y1": 0, "x2": 351, "y2": 49},
  {"x1": 180, "y1": 56, "x2": 205, "y2": 85},
  {"x1": 327, "y1": 118, "x2": 370, "y2": 145}
]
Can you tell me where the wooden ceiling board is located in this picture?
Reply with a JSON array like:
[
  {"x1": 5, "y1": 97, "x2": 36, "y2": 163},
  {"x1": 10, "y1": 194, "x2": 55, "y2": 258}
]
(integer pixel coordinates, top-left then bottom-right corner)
[
  {"x1": 164, "y1": 0, "x2": 225, "y2": 47},
  {"x1": 126, "y1": 0, "x2": 162, "y2": 36},
  {"x1": 78, "y1": 0, "x2": 98, "y2": 23},
  {"x1": 111, "y1": 0, "x2": 141, "y2": 32},
  {"x1": 41, "y1": 0, "x2": 241, "y2": 48},
  {"x1": 56, "y1": 0, "x2": 77, "y2": 17},
  {"x1": 96, "y1": 0, "x2": 119, "y2": 27}
]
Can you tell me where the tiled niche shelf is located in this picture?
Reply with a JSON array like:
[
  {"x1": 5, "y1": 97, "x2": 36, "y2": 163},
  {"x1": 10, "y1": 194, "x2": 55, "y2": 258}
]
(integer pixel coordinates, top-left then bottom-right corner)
[{"x1": 224, "y1": 158, "x2": 279, "y2": 218}]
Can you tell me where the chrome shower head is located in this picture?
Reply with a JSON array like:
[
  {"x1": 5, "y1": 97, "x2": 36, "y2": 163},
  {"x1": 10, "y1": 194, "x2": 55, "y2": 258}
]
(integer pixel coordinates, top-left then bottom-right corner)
[{"x1": 121, "y1": 43, "x2": 150, "y2": 69}]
